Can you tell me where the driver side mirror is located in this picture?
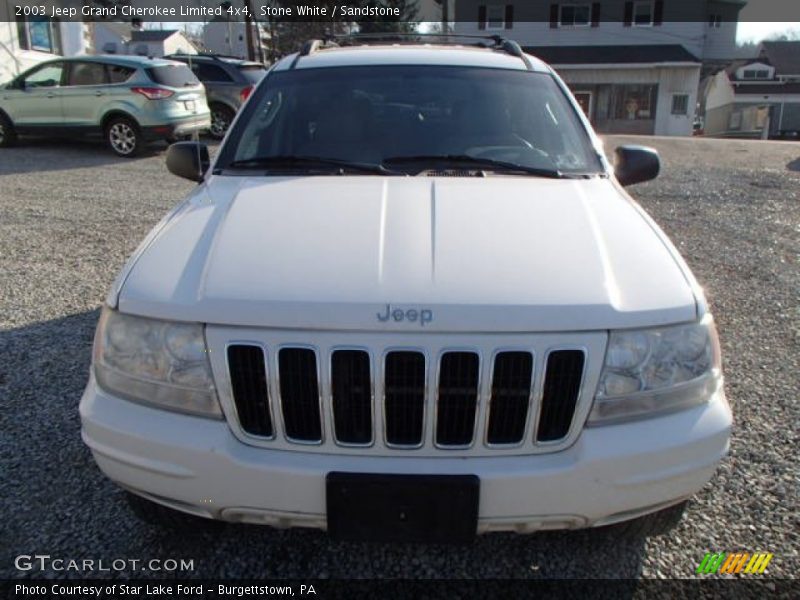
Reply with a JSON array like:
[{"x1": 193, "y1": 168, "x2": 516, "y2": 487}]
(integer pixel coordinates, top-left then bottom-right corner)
[
  {"x1": 166, "y1": 142, "x2": 210, "y2": 182},
  {"x1": 614, "y1": 145, "x2": 660, "y2": 186}
]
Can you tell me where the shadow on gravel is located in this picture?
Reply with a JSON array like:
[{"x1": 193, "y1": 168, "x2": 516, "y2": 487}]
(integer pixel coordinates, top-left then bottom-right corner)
[
  {"x1": 0, "y1": 138, "x2": 164, "y2": 175},
  {"x1": 1, "y1": 309, "x2": 648, "y2": 579},
  {"x1": 787, "y1": 157, "x2": 800, "y2": 172}
]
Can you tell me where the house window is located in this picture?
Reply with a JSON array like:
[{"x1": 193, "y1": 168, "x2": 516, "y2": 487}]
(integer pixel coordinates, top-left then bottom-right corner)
[
  {"x1": 16, "y1": 17, "x2": 62, "y2": 54},
  {"x1": 486, "y1": 5, "x2": 506, "y2": 30},
  {"x1": 611, "y1": 85, "x2": 657, "y2": 120},
  {"x1": 708, "y1": 14, "x2": 722, "y2": 28},
  {"x1": 671, "y1": 94, "x2": 689, "y2": 115},
  {"x1": 633, "y1": 1, "x2": 654, "y2": 26},
  {"x1": 560, "y1": 4, "x2": 591, "y2": 27},
  {"x1": 742, "y1": 69, "x2": 769, "y2": 79}
]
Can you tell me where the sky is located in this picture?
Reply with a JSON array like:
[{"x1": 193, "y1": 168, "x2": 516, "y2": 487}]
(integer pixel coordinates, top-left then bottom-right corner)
[{"x1": 736, "y1": 22, "x2": 800, "y2": 44}]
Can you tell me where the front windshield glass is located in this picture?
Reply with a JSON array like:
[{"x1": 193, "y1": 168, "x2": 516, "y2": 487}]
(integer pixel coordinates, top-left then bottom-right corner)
[{"x1": 218, "y1": 65, "x2": 603, "y2": 175}]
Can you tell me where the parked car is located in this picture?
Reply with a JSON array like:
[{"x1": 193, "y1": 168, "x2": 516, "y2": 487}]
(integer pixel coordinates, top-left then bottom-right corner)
[
  {"x1": 0, "y1": 55, "x2": 210, "y2": 157},
  {"x1": 80, "y1": 37, "x2": 732, "y2": 543},
  {"x1": 165, "y1": 53, "x2": 267, "y2": 139}
]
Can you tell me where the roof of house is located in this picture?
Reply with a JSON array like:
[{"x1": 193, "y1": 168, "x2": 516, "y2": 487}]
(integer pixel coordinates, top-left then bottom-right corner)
[
  {"x1": 96, "y1": 21, "x2": 132, "y2": 42},
  {"x1": 130, "y1": 30, "x2": 180, "y2": 43},
  {"x1": 724, "y1": 59, "x2": 753, "y2": 76},
  {"x1": 732, "y1": 82, "x2": 800, "y2": 95},
  {"x1": 523, "y1": 44, "x2": 699, "y2": 65},
  {"x1": 760, "y1": 41, "x2": 800, "y2": 75}
]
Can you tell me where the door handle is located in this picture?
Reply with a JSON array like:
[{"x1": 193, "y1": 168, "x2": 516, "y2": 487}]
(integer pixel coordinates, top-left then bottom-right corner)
[{"x1": 46, "y1": 92, "x2": 56, "y2": 98}]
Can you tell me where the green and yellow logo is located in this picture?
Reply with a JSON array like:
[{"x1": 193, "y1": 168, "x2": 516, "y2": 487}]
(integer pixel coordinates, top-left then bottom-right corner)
[{"x1": 696, "y1": 552, "x2": 773, "y2": 575}]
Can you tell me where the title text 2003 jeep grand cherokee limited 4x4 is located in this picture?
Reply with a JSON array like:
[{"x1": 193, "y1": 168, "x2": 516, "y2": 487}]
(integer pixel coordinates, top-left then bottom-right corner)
[{"x1": 80, "y1": 37, "x2": 732, "y2": 543}]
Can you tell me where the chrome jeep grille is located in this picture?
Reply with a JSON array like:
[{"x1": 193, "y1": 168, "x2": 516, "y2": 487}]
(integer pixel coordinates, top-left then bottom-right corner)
[
  {"x1": 435, "y1": 351, "x2": 480, "y2": 447},
  {"x1": 383, "y1": 351, "x2": 426, "y2": 447},
  {"x1": 331, "y1": 349, "x2": 373, "y2": 445},
  {"x1": 537, "y1": 350, "x2": 586, "y2": 442},
  {"x1": 486, "y1": 351, "x2": 534, "y2": 445},
  {"x1": 277, "y1": 348, "x2": 322, "y2": 442},
  {"x1": 227, "y1": 345, "x2": 273, "y2": 438},
  {"x1": 214, "y1": 330, "x2": 601, "y2": 457}
]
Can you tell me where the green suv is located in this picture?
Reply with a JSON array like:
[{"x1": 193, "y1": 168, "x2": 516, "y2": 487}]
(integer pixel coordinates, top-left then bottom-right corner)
[{"x1": 0, "y1": 55, "x2": 210, "y2": 157}]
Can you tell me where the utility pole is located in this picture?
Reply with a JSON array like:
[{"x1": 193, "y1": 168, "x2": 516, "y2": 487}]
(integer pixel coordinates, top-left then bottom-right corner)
[
  {"x1": 441, "y1": 0, "x2": 449, "y2": 35},
  {"x1": 242, "y1": 0, "x2": 255, "y2": 60}
]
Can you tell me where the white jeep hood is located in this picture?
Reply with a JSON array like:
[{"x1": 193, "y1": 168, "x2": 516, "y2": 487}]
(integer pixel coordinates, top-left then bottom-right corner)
[{"x1": 117, "y1": 176, "x2": 698, "y2": 332}]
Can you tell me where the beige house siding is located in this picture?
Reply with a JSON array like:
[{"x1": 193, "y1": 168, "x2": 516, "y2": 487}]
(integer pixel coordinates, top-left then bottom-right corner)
[{"x1": 556, "y1": 64, "x2": 699, "y2": 136}]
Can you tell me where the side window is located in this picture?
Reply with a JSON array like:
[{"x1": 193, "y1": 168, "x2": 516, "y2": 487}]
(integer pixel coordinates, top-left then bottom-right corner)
[
  {"x1": 193, "y1": 63, "x2": 234, "y2": 83},
  {"x1": 107, "y1": 64, "x2": 136, "y2": 84},
  {"x1": 67, "y1": 62, "x2": 108, "y2": 86},
  {"x1": 671, "y1": 94, "x2": 689, "y2": 116},
  {"x1": 23, "y1": 62, "x2": 64, "y2": 88}
]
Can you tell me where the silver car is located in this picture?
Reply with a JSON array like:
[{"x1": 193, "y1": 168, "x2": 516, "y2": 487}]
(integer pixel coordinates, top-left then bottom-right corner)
[{"x1": 0, "y1": 55, "x2": 210, "y2": 156}]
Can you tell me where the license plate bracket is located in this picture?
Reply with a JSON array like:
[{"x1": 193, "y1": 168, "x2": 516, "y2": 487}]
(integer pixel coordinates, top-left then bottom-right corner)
[{"x1": 326, "y1": 472, "x2": 479, "y2": 543}]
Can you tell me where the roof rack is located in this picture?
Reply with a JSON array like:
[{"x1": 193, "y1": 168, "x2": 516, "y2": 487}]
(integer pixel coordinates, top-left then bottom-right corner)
[
  {"x1": 165, "y1": 52, "x2": 255, "y2": 62},
  {"x1": 292, "y1": 33, "x2": 533, "y2": 70}
]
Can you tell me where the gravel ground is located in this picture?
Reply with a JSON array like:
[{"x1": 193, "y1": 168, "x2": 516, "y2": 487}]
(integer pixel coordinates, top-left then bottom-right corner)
[{"x1": 1, "y1": 135, "x2": 798, "y2": 580}]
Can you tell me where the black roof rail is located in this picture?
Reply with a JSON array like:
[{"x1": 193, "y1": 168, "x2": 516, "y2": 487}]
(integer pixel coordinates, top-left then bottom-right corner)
[
  {"x1": 165, "y1": 52, "x2": 222, "y2": 61},
  {"x1": 166, "y1": 52, "x2": 258, "y2": 62},
  {"x1": 290, "y1": 37, "x2": 339, "y2": 69},
  {"x1": 497, "y1": 38, "x2": 533, "y2": 70},
  {"x1": 307, "y1": 32, "x2": 534, "y2": 70}
]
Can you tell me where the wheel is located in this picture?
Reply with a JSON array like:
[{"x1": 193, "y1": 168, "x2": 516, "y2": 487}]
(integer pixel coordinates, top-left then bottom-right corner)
[
  {"x1": 125, "y1": 492, "x2": 225, "y2": 532},
  {"x1": 596, "y1": 501, "x2": 688, "y2": 539},
  {"x1": 106, "y1": 116, "x2": 141, "y2": 157},
  {"x1": 209, "y1": 104, "x2": 235, "y2": 139},
  {"x1": 0, "y1": 112, "x2": 17, "y2": 147}
]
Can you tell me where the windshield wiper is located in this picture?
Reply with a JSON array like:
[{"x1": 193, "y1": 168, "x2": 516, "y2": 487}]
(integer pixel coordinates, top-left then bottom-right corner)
[
  {"x1": 383, "y1": 154, "x2": 564, "y2": 178},
  {"x1": 226, "y1": 155, "x2": 397, "y2": 175}
]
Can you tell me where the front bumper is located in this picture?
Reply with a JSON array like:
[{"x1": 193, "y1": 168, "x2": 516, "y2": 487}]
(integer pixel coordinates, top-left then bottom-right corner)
[{"x1": 79, "y1": 377, "x2": 731, "y2": 534}]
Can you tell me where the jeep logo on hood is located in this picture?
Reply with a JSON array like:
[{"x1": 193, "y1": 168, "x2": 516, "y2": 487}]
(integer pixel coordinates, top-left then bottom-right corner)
[{"x1": 376, "y1": 304, "x2": 433, "y2": 326}]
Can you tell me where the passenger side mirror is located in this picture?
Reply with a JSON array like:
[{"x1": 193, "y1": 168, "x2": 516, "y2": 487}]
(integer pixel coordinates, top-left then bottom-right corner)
[
  {"x1": 614, "y1": 145, "x2": 660, "y2": 186},
  {"x1": 166, "y1": 142, "x2": 210, "y2": 182}
]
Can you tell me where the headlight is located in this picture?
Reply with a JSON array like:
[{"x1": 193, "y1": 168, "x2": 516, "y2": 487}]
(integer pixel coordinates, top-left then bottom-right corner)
[
  {"x1": 588, "y1": 315, "x2": 722, "y2": 425},
  {"x1": 93, "y1": 308, "x2": 221, "y2": 418}
]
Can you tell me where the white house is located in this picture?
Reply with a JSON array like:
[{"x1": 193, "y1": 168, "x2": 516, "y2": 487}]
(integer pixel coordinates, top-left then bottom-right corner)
[
  {"x1": 202, "y1": 20, "x2": 270, "y2": 59},
  {"x1": 702, "y1": 41, "x2": 800, "y2": 138},
  {"x1": 203, "y1": 21, "x2": 248, "y2": 58},
  {"x1": 0, "y1": 2, "x2": 90, "y2": 83},
  {"x1": 128, "y1": 29, "x2": 198, "y2": 58},
  {"x1": 454, "y1": 0, "x2": 748, "y2": 136},
  {"x1": 90, "y1": 21, "x2": 133, "y2": 55}
]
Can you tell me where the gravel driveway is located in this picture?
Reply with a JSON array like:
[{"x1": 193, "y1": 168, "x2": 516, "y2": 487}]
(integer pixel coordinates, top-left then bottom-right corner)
[{"x1": 1, "y1": 135, "x2": 798, "y2": 580}]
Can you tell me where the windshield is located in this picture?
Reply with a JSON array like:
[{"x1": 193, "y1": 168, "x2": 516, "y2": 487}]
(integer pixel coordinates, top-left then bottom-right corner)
[{"x1": 217, "y1": 65, "x2": 603, "y2": 175}]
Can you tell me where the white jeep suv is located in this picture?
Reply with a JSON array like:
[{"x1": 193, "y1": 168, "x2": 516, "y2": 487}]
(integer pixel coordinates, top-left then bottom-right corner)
[{"x1": 80, "y1": 37, "x2": 732, "y2": 543}]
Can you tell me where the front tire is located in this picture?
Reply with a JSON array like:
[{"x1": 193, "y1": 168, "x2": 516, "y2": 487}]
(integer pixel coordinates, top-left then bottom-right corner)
[
  {"x1": 0, "y1": 112, "x2": 17, "y2": 147},
  {"x1": 209, "y1": 104, "x2": 235, "y2": 139},
  {"x1": 106, "y1": 116, "x2": 141, "y2": 157}
]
